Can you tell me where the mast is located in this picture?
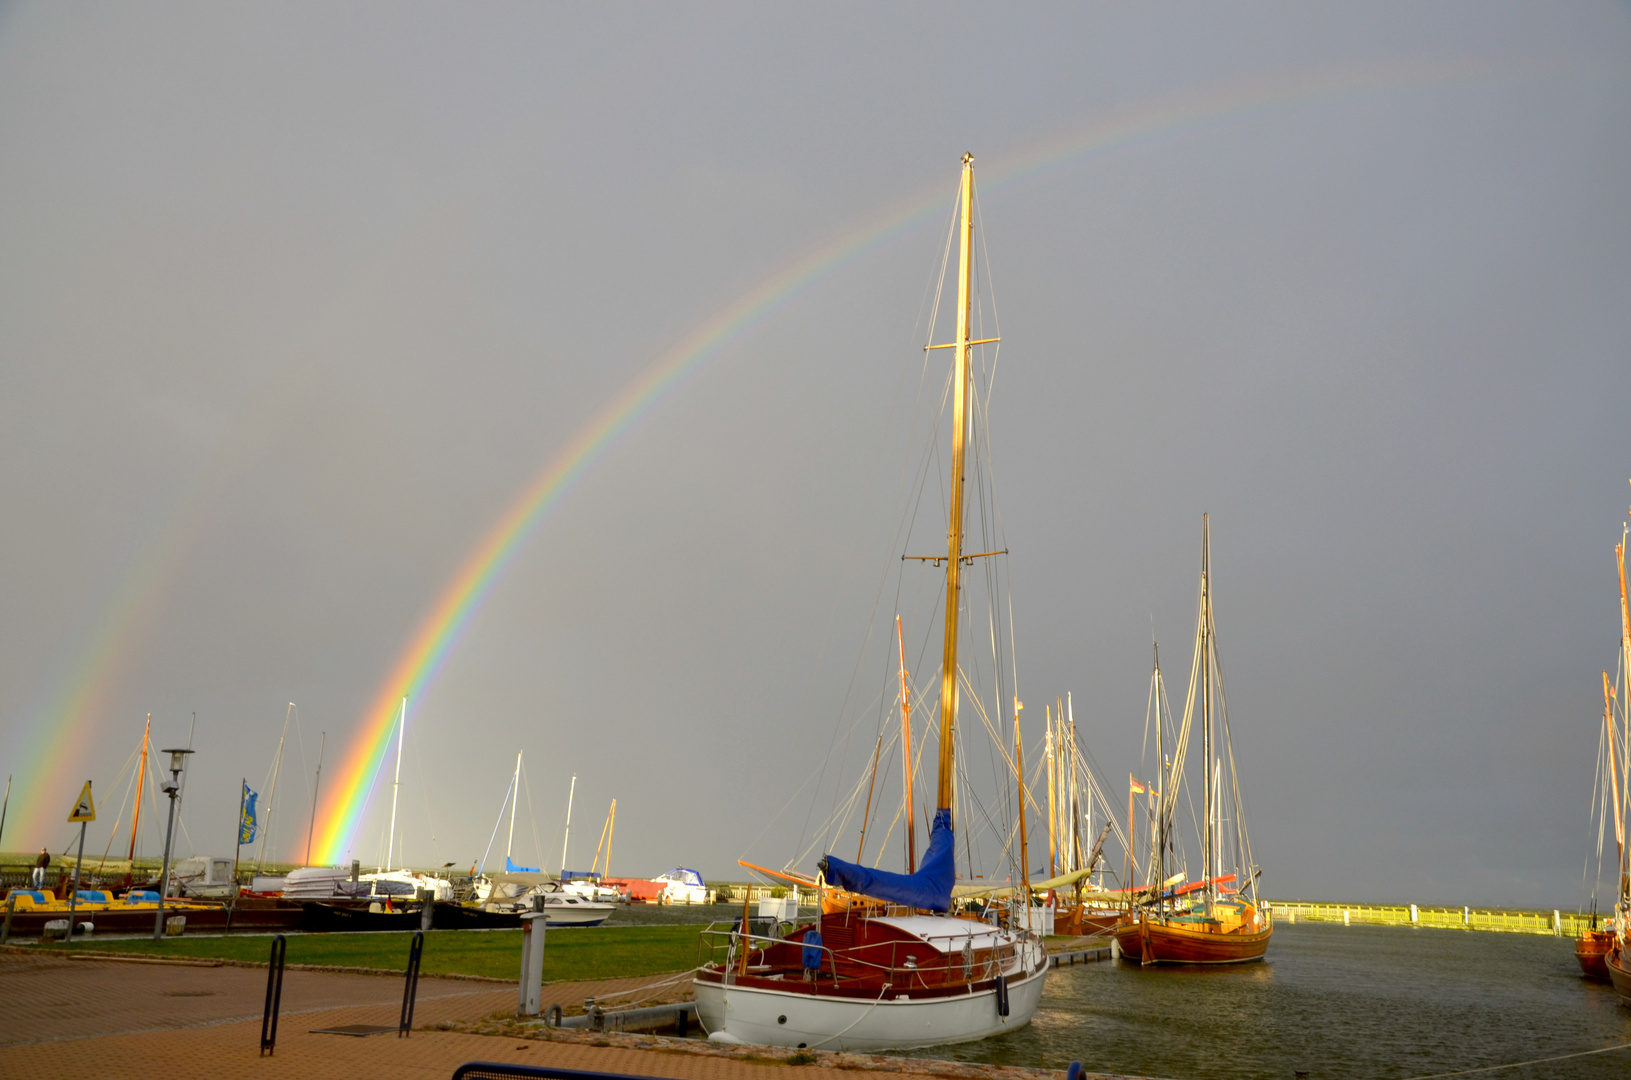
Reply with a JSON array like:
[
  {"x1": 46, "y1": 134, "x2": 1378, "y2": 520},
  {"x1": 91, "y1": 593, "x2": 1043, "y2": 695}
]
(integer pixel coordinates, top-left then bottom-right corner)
[
  {"x1": 506, "y1": 751, "x2": 522, "y2": 863},
  {"x1": 560, "y1": 774, "x2": 577, "y2": 876},
  {"x1": 128, "y1": 715, "x2": 151, "y2": 863},
  {"x1": 1604, "y1": 671, "x2": 1624, "y2": 870},
  {"x1": 1069, "y1": 695, "x2": 1083, "y2": 878},
  {"x1": 305, "y1": 731, "x2": 324, "y2": 867},
  {"x1": 1201, "y1": 515, "x2": 1214, "y2": 906},
  {"x1": 605, "y1": 798, "x2": 615, "y2": 879},
  {"x1": 1619, "y1": 524, "x2": 1630, "y2": 906},
  {"x1": 897, "y1": 614, "x2": 917, "y2": 872},
  {"x1": 934, "y1": 152, "x2": 975, "y2": 815},
  {"x1": 1016, "y1": 719, "x2": 1030, "y2": 931},
  {"x1": 1152, "y1": 644, "x2": 1165, "y2": 900},
  {"x1": 1045, "y1": 706, "x2": 1058, "y2": 877},
  {"x1": 385, "y1": 697, "x2": 405, "y2": 872},
  {"x1": 258, "y1": 704, "x2": 293, "y2": 871}
]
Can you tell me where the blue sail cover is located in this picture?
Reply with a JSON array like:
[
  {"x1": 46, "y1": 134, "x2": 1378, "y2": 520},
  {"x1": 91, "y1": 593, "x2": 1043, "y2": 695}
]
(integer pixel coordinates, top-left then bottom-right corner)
[
  {"x1": 820, "y1": 808, "x2": 955, "y2": 912},
  {"x1": 505, "y1": 856, "x2": 541, "y2": 873}
]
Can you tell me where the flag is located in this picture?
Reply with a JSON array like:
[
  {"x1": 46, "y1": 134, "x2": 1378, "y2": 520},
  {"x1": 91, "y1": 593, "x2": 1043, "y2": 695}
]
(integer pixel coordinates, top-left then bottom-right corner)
[
  {"x1": 1129, "y1": 775, "x2": 1146, "y2": 795},
  {"x1": 240, "y1": 784, "x2": 258, "y2": 845}
]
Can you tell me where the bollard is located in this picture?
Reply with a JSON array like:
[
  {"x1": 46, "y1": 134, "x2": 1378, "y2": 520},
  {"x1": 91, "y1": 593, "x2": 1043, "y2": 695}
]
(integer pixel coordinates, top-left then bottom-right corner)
[
  {"x1": 399, "y1": 930, "x2": 424, "y2": 1037},
  {"x1": 419, "y1": 887, "x2": 435, "y2": 932},
  {"x1": 260, "y1": 934, "x2": 287, "y2": 1056},
  {"x1": 1463, "y1": 906, "x2": 1470, "y2": 928},
  {"x1": 517, "y1": 909, "x2": 547, "y2": 1017},
  {"x1": 1343, "y1": 909, "x2": 1350, "y2": 926},
  {"x1": 1109, "y1": 936, "x2": 1120, "y2": 961},
  {"x1": 1553, "y1": 910, "x2": 1562, "y2": 937},
  {"x1": 1, "y1": 893, "x2": 14, "y2": 944},
  {"x1": 1410, "y1": 904, "x2": 1419, "y2": 926}
]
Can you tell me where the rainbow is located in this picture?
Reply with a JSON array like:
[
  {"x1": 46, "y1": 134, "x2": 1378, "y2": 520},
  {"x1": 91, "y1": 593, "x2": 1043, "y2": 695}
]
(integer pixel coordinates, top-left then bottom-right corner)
[{"x1": 2, "y1": 57, "x2": 1520, "y2": 854}]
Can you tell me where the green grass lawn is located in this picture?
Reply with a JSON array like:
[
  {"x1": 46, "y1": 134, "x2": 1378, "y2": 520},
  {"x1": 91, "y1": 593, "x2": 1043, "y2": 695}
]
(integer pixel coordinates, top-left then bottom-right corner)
[{"x1": 36, "y1": 924, "x2": 706, "y2": 982}]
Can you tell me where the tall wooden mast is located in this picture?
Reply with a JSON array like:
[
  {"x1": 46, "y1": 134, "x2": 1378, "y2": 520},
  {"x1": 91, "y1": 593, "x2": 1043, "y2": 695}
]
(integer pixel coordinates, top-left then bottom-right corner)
[
  {"x1": 935, "y1": 153, "x2": 976, "y2": 814},
  {"x1": 1045, "y1": 705, "x2": 1058, "y2": 877},
  {"x1": 1200, "y1": 514, "x2": 1215, "y2": 905},
  {"x1": 1619, "y1": 526, "x2": 1630, "y2": 904},
  {"x1": 127, "y1": 714, "x2": 151, "y2": 863},
  {"x1": 897, "y1": 614, "x2": 917, "y2": 873}
]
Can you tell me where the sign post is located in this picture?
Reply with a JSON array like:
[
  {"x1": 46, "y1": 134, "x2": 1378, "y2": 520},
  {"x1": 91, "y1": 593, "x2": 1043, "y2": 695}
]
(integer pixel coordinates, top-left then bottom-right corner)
[
  {"x1": 517, "y1": 906, "x2": 547, "y2": 1016},
  {"x1": 66, "y1": 781, "x2": 95, "y2": 941}
]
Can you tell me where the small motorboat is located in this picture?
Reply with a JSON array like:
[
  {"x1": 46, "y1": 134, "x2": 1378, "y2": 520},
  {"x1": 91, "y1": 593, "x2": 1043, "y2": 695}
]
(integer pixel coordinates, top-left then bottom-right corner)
[{"x1": 652, "y1": 867, "x2": 708, "y2": 904}]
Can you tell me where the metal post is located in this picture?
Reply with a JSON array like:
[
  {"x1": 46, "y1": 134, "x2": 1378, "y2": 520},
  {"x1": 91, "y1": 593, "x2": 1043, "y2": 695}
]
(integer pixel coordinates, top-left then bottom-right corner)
[
  {"x1": 154, "y1": 785, "x2": 179, "y2": 939},
  {"x1": 399, "y1": 930, "x2": 424, "y2": 1036},
  {"x1": 66, "y1": 818, "x2": 87, "y2": 942},
  {"x1": 419, "y1": 887, "x2": 435, "y2": 932},
  {"x1": 153, "y1": 748, "x2": 192, "y2": 940},
  {"x1": 261, "y1": 934, "x2": 287, "y2": 1055},
  {"x1": 517, "y1": 908, "x2": 547, "y2": 1016}
]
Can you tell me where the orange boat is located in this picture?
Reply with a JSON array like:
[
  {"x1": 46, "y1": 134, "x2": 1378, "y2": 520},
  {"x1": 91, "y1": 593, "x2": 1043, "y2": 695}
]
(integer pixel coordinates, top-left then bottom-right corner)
[
  {"x1": 1577, "y1": 928, "x2": 1615, "y2": 981},
  {"x1": 1114, "y1": 897, "x2": 1272, "y2": 965},
  {"x1": 1115, "y1": 518, "x2": 1272, "y2": 966},
  {"x1": 1579, "y1": 529, "x2": 1630, "y2": 982}
]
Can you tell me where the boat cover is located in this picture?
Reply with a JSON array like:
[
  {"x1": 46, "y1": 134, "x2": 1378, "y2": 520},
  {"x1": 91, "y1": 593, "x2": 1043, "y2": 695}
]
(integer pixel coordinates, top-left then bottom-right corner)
[{"x1": 819, "y1": 808, "x2": 955, "y2": 912}]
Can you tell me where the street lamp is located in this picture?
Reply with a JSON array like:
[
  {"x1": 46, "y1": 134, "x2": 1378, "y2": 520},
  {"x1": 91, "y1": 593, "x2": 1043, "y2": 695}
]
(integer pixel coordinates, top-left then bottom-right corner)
[{"x1": 153, "y1": 748, "x2": 194, "y2": 940}]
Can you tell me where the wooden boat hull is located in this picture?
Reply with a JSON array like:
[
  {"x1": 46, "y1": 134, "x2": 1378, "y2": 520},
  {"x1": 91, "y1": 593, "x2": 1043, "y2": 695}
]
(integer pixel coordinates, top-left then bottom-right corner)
[
  {"x1": 1112, "y1": 912, "x2": 1272, "y2": 965},
  {"x1": 1606, "y1": 945, "x2": 1631, "y2": 1003},
  {"x1": 695, "y1": 941, "x2": 1047, "y2": 1051},
  {"x1": 1575, "y1": 930, "x2": 1615, "y2": 981}
]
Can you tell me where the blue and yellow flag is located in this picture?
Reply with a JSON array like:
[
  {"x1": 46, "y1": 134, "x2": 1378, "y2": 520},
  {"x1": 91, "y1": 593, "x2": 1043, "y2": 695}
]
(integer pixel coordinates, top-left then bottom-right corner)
[{"x1": 240, "y1": 784, "x2": 259, "y2": 845}]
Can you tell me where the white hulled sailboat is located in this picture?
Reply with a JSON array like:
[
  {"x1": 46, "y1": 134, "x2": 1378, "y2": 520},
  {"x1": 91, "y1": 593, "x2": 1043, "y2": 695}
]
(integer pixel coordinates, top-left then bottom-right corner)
[{"x1": 693, "y1": 154, "x2": 1047, "y2": 1052}]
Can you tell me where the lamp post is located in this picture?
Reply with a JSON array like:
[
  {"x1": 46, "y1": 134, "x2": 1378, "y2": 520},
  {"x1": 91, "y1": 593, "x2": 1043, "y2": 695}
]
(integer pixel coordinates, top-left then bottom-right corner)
[{"x1": 153, "y1": 748, "x2": 194, "y2": 940}]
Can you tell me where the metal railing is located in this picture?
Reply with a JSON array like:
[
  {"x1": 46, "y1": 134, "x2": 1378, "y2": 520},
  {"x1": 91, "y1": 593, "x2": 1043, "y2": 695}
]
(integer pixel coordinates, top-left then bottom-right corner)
[
  {"x1": 696, "y1": 920, "x2": 1041, "y2": 992},
  {"x1": 1266, "y1": 900, "x2": 1592, "y2": 936}
]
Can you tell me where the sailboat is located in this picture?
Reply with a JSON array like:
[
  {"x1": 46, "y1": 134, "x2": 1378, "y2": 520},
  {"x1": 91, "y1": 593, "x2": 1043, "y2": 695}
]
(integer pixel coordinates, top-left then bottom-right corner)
[
  {"x1": 693, "y1": 154, "x2": 1048, "y2": 1052},
  {"x1": 1113, "y1": 516, "x2": 1272, "y2": 964},
  {"x1": 1596, "y1": 523, "x2": 1631, "y2": 998}
]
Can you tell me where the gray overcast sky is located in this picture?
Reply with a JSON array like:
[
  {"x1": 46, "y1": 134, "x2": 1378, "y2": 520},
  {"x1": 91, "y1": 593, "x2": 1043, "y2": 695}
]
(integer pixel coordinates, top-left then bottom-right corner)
[{"x1": 1, "y1": 3, "x2": 1628, "y2": 909}]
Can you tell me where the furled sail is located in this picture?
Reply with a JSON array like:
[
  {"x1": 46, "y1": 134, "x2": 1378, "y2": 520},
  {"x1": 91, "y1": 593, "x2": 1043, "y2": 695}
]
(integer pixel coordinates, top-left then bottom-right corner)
[{"x1": 819, "y1": 808, "x2": 955, "y2": 912}]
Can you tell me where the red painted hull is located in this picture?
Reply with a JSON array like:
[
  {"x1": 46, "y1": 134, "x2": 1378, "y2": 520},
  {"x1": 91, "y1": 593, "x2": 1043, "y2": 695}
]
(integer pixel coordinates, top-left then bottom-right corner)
[
  {"x1": 1112, "y1": 911, "x2": 1272, "y2": 965},
  {"x1": 1576, "y1": 930, "x2": 1614, "y2": 981}
]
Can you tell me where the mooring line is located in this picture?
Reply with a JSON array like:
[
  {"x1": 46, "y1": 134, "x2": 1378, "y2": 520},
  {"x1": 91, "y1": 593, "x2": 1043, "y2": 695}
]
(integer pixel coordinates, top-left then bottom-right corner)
[{"x1": 1394, "y1": 1040, "x2": 1631, "y2": 1079}]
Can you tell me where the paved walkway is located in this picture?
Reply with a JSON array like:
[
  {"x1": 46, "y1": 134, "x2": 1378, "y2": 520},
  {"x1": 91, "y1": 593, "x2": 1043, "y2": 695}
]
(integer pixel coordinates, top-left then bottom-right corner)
[{"x1": 0, "y1": 950, "x2": 1117, "y2": 1080}]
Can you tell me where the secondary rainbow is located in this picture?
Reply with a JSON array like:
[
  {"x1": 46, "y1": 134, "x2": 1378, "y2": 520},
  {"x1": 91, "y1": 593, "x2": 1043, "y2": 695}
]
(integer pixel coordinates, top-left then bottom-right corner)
[
  {"x1": 310, "y1": 55, "x2": 1523, "y2": 864},
  {"x1": 2, "y1": 57, "x2": 1518, "y2": 853}
]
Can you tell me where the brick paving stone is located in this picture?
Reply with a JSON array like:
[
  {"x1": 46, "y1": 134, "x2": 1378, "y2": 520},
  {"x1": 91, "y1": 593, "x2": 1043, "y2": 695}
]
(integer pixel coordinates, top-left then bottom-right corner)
[{"x1": 0, "y1": 951, "x2": 1119, "y2": 1080}]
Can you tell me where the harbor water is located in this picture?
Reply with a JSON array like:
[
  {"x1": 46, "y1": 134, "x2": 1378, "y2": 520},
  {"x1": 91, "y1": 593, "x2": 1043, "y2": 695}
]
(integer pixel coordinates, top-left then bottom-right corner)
[{"x1": 898, "y1": 921, "x2": 1631, "y2": 1079}]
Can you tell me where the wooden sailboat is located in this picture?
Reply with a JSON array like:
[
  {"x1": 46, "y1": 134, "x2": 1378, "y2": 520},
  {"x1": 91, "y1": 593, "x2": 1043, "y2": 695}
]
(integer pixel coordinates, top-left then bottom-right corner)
[
  {"x1": 1595, "y1": 521, "x2": 1631, "y2": 996},
  {"x1": 1113, "y1": 515, "x2": 1272, "y2": 964},
  {"x1": 694, "y1": 154, "x2": 1047, "y2": 1051}
]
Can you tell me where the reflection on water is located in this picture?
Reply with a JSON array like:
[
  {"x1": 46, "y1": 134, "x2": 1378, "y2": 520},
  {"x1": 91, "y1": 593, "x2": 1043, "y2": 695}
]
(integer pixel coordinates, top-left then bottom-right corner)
[{"x1": 895, "y1": 922, "x2": 1631, "y2": 1079}]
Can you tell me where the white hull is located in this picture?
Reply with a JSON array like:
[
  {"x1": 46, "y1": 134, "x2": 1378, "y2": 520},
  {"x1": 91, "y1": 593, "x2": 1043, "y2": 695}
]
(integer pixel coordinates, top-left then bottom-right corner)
[{"x1": 694, "y1": 940, "x2": 1046, "y2": 1051}]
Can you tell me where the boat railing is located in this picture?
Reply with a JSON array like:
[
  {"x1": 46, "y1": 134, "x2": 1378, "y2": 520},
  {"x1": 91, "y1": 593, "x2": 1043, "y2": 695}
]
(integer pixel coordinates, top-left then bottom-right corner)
[{"x1": 698, "y1": 922, "x2": 1036, "y2": 989}]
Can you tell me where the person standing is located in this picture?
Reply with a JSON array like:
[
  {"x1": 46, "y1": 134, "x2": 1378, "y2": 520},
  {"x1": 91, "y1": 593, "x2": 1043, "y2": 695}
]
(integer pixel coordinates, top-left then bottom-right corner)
[{"x1": 31, "y1": 847, "x2": 49, "y2": 889}]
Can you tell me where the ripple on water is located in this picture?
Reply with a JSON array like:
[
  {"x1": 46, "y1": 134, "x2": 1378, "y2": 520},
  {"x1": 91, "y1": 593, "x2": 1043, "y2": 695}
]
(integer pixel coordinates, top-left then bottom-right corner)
[{"x1": 893, "y1": 922, "x2": 1631, "y2": 1079}]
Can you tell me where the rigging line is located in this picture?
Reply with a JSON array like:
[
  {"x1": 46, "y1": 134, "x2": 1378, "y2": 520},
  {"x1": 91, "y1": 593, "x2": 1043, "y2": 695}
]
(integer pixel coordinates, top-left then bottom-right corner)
[
  {"x1": 94, "y1": 740, "x2": 145, "y2": 869},
  {"x1": 520, "y1": 757, "x2": 545, "y2": 870},
  {"x1": 412, "y1": 721, "x2": 438, "y2": 851},
  {"x1": 293, "y1": 704, "x2": 311, "y2": 837},
  {"x1": 1393, "y1": 1041, "x2": 1631, "y2": 1080},
  {"x1": 796, "y1": 357, "x2": 953, "y2": 862}
]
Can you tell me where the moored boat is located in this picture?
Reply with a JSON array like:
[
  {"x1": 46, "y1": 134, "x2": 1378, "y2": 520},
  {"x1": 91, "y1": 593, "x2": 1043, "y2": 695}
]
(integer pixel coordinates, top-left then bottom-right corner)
[
  {"x1": 694, "y1": 154, "x2": 1048, "y2": 1051},
  {"x1": 1114, "y1": 519, "x2": 1272, "y2": 966}
]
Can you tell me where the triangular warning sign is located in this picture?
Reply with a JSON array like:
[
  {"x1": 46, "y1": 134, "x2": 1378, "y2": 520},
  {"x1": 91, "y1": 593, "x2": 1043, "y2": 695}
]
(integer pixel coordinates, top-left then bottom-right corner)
[{"x1": 68, "y1": 781, "x2": 95, "y2": 823}]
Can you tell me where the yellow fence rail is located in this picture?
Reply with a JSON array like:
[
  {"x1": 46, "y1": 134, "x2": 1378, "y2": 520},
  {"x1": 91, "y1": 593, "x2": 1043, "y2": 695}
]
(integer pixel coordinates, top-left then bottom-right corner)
[{"x1": 1265, "y1": 900, "x2": 1600, "y2": 937}]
